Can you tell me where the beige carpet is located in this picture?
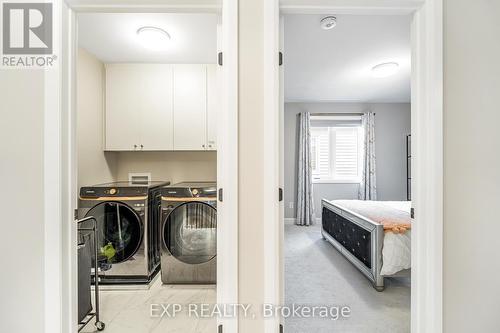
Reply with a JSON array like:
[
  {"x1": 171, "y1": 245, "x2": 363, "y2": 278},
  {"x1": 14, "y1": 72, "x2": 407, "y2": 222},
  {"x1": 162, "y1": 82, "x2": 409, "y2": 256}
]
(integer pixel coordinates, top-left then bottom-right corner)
[{"x1": 285, "y1": 223, "x2": 410, "y2": 333}]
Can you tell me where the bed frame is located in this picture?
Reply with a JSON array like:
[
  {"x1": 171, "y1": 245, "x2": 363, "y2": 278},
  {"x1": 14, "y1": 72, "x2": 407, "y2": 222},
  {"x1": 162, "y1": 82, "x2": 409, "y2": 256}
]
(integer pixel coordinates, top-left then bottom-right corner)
[{"x1": 321, "y1": 199, "x2": 387, "y2": 291}]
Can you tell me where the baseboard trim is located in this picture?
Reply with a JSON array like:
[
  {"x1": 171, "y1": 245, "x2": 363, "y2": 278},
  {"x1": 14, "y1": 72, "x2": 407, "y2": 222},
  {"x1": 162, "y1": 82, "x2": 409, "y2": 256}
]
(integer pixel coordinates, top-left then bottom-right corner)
[{"x1": 283, "y1": 217, "x2": 321, "y2": 225}]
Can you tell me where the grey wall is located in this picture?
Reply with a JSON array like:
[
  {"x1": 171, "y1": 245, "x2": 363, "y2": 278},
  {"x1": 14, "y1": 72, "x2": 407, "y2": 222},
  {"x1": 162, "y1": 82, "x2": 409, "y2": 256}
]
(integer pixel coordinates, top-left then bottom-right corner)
[
  {"x1": 443, "y1": 1, "x2": 500, "y2": 331},
  {"x1": 284, "y1": 102, "x2": 411, "y2": 218}
]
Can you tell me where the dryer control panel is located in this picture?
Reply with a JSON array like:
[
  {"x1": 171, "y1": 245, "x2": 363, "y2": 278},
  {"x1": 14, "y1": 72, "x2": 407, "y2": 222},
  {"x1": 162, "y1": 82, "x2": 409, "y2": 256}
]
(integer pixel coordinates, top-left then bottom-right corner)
[{"x1": 80, "y1": 186, "x2": 149, "y2": 198}]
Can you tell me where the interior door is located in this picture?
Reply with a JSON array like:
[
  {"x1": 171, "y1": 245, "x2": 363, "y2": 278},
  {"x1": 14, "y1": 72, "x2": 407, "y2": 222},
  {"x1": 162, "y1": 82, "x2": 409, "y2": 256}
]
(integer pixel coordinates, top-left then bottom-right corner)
[
  {"x1": 140, "y1": 64, "x2": 174, "y2": 150},
  {"x1": 279, "y1": 14, "x2": 286, "y2": 324},
  {"x1": 173, "y1": 64, "x2": 207, "y2": 150},
  {"x1": 105, "y1": 64, "x2": 143, "y2": 150}
]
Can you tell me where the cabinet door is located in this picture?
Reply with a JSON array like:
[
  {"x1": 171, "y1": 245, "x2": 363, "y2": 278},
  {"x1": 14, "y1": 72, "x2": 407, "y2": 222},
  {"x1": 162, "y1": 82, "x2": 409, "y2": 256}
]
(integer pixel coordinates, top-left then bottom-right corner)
[
  {"x1": 206, "y1": 64, "x2": 218, "y2": 150},
  {"x1": 173, "y1": 65, "x2": 207, "y2": 150},
  {"x1": 140, "y1": 65, "x2": 174, "y2": 150},
  {"x1": 105, "y1": 64, "x2": 143, "y2": 150}
]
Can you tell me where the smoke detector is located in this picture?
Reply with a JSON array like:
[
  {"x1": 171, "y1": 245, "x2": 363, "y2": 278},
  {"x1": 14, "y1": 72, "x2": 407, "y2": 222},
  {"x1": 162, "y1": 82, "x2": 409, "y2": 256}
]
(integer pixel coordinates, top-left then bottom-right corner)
[{"x1": 320, "y1": 16, "x2": 337, "y2": 30}]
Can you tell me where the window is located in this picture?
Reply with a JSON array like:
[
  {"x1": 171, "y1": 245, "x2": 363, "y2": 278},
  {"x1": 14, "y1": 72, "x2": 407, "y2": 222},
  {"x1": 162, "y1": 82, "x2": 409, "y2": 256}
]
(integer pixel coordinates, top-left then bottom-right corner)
[{"x1": 310, "y1": 119, "x2": 363, "y2": 183}]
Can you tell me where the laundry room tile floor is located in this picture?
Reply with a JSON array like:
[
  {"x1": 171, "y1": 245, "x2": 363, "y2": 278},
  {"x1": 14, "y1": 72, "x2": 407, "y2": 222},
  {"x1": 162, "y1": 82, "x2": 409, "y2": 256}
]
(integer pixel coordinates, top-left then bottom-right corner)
[{"x1": 81, "y1": 276, "x2": 216, "y2": 333}]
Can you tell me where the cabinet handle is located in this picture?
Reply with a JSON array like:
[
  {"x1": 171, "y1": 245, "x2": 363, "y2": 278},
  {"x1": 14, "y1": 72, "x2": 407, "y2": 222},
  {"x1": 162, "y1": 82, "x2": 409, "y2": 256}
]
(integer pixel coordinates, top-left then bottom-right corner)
[
  {"x1": 140, "y1": 144, "x2": 144, "y2": 149},
  {"x1": 202, "y1": 144, "x2": 206, "y2": 149},
  {"x1": 208, "y1": 144, "x2": 212, "y2": 148},
  {"x1": 134, "y1": 144, "x2": 137, "y2": 149}
]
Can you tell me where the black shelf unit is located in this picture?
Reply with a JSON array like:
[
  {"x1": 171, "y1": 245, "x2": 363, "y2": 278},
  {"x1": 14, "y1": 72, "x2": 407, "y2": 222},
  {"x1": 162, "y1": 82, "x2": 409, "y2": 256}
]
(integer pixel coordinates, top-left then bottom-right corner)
[{"x1": 406, "y1": 134, "x2": 411, "y2": 201}]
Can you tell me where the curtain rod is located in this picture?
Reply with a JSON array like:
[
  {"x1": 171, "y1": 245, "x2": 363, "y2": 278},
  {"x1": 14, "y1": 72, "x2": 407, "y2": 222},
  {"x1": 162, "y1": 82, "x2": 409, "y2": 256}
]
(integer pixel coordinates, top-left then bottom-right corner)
[{"x1": 310, "y1": 112, "x2": 375, "y2": 116}]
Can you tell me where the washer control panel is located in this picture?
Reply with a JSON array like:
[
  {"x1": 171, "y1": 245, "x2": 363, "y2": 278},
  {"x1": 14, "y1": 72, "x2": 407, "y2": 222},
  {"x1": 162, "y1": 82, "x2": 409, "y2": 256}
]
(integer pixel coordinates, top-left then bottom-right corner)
[{"x1": 161, "y1": 186, "x2": 217, "y2": 198}]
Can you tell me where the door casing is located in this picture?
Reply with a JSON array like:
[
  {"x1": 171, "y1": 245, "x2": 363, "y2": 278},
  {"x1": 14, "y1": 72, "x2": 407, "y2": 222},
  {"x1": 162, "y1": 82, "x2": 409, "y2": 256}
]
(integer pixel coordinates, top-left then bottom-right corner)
[
  {"x1": 265, "y1": 1, "x2": 443, "y2": 333},
  {"x1": 48, "y1": 1, "x2": 239, "y2": 332}
]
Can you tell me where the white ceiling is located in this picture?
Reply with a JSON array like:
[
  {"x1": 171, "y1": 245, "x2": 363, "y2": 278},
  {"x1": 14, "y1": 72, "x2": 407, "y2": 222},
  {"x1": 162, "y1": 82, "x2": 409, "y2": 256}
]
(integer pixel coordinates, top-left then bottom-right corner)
[
  {"x1": 68, "y1": 0, "x2": 221, "y2": 8},
  {"x1": 78, "y1": 13, "x2": 218, "y2": 63},
  {"x1": 279, "y1": 0, "x2": 424, "y2": 13},
  {"x1": 284, "y1": 14, "x2": 411, "y2": 103}
]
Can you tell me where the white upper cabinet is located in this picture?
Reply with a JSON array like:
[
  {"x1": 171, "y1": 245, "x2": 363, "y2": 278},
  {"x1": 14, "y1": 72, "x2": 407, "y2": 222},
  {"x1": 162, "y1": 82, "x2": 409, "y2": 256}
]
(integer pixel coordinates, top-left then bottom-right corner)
[
  {"x1": 105, "y1": 64, "x2": 174, "y2": 151},
  {"x1": 105, "y1": 64, "x2": 144, "y2": 151},
  {"x1": 206, "y1": 64, "x2": 218, "y2": 150},
  {"x1": 105, "y1": 63, "x2": 217, "y2": 151},
  {"x1": 173, "y1": 65, "x2": 207, "y2": 151},
  {"x1": 140, "y1": 65, "x2": 174, "y2": 151}
]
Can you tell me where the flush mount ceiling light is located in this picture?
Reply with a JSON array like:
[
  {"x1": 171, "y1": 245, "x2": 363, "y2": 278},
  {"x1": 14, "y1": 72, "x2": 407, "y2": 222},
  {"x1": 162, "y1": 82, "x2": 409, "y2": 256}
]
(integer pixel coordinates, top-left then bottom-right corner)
[
  {"x1": 371, "y1": 62, "x2": 400, "y2": 78},
  {"x1": 136, "y1": 26, "x2": 171, "y2": 49},
  {"x1": 320, "y1": 16, "x2": 337, "y2": 30}
]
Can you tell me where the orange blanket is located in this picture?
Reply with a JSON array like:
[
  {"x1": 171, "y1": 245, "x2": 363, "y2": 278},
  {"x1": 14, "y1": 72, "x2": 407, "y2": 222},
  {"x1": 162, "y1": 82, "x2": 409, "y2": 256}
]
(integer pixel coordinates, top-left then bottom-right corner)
[{"x1": 330, "y1": 200, "x2": 412, "y2": 234}]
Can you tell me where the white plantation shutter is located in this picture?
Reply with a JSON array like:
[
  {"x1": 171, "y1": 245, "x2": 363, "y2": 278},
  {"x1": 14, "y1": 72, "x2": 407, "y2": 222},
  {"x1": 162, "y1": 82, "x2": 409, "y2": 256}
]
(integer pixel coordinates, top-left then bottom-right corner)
[
  {"x1": 311, "y1": 127, "x2": 330, "y2": 180},
  {"x1": 333, "y1": 128, "x2": 361, "y2": 180},
  {"x1": 311, "y1": 136, "x2": 318, "y2": 171},
  {"x1": 309, "y1": 118, "x2": 363, "y2": 182}
]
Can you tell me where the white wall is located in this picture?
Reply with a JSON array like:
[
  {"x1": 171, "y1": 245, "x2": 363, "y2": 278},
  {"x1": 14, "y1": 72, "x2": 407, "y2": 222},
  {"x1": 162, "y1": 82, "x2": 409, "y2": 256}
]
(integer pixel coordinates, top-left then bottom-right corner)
[
  {"x1": 443, "y1": 0, "x2": 500, "y2": 331},
  {"x1": 114, "y1": 151, "x2": 217, "y2": 184},
  {"x1": 284, "y1": 102, "x2": 411, "y2": 218},
  {"x1": 0, "y1": 71, "x2": 46, "y2": 332},
  {"x1": 77, "y1": 48, "x2": 117, "y2": 188}
]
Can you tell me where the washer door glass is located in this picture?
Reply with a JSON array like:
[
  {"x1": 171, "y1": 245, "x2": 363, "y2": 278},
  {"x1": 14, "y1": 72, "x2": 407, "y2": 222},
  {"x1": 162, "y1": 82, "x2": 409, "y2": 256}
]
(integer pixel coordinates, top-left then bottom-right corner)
[
  {"x1": 164, "y1": 202, "x2": 217, "y2": 264},
  {"x1": 85, "y1": 202, "x2": 143, "y2": 264}
]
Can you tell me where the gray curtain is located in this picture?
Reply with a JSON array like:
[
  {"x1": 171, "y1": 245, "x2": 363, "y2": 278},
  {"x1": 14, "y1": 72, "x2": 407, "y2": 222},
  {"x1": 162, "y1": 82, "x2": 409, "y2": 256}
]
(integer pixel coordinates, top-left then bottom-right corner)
[
  {"x1": 296, "y1": 111, "x2": 314, "y2": 226},
  {"x1": 358, "y1": 112, "x2": 377, "y2": 200}
]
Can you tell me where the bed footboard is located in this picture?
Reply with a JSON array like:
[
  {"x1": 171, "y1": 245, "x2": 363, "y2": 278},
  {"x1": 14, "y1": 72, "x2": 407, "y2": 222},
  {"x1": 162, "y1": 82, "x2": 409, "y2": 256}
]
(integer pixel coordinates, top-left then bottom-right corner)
[{"x1": 321, "y1": 199, "x2": 385, "y2": 291}]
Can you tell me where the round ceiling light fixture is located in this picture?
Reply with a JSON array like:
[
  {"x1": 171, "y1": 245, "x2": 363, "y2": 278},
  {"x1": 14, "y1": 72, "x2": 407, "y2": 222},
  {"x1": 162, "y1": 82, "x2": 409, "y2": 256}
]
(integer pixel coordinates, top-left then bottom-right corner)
[
  {"x1": 136, "y1": 26, "x2": 171, "y2": 49},
  {"x1": 371, "y1": 62, "x2": 400, "y2": 78},
  {"x1": 320, "y1": 16, "x2": 337, "y2": 30}
]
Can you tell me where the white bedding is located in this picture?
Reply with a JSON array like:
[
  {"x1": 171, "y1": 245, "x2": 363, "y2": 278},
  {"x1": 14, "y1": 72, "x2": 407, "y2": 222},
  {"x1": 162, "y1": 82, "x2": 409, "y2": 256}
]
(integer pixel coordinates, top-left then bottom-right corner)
[{"x1": 378, "y1": 201, "x2": 412, "y2": 276}]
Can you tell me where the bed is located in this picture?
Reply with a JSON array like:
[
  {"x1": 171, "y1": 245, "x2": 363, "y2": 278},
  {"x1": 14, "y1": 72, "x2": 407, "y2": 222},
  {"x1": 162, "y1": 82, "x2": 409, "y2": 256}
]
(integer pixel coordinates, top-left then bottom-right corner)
[{"x1": 321, "y1": 199, "x2": 412, "y2": 291}]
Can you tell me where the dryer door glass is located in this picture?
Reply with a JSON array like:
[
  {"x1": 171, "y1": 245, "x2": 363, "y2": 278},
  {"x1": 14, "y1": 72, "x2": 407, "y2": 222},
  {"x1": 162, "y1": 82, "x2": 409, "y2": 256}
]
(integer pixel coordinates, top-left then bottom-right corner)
[
  {"x1": 164, "y1": 202, "x2": 217, "y2": 264},
  {"x1": 85, "y1": 202, "x2": 143, "y2": 264}
]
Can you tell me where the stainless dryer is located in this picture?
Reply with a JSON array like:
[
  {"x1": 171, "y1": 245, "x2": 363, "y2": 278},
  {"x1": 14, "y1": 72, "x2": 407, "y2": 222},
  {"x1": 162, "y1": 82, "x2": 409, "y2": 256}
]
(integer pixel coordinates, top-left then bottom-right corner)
[
  {"x1": 161, "y1": 182, "x2": 217, "y2": 284},
  {"x1": 78, "y1": 181, "x2": 169, "y2": 284}
]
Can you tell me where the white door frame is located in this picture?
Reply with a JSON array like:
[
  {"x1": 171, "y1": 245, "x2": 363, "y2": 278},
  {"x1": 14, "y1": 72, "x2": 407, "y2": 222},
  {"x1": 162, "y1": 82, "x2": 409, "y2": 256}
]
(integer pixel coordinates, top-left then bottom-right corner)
[
  {"x1": 52, "y1": 1, "x2": 239, "y2": 332},
  {"x1": 264, "y1": 1, "x2": 443, "y2": 333}
]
